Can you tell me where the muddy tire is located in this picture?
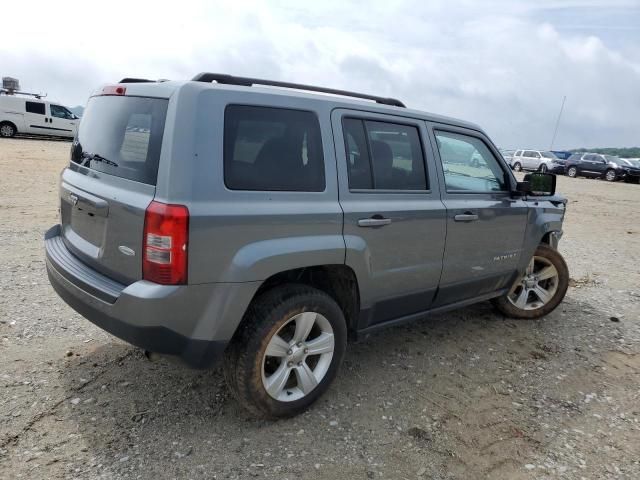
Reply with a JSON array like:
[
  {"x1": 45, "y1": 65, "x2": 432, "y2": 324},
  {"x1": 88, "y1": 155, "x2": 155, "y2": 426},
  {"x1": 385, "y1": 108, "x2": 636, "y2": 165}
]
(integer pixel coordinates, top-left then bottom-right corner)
[
  {"x1": 493, "y1": 245, "x2": 569, "y2": 319},
  {"x1": 223, "y1": 284, "x2": 347, "y2": 418}
]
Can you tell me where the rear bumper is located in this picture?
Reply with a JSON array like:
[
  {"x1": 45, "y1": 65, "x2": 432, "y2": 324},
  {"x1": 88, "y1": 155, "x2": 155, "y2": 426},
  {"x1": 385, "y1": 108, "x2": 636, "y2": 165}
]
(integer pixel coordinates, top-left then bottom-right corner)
[{"x1": 45, "y1": 225, "x2": 260, "y2": 368}]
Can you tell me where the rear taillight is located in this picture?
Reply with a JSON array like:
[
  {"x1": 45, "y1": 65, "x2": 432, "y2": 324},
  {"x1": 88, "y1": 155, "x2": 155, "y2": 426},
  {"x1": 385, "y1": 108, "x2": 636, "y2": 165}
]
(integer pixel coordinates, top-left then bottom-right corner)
[{"x1": 143, "y1": 201, "x2": 189, "y2": 285}]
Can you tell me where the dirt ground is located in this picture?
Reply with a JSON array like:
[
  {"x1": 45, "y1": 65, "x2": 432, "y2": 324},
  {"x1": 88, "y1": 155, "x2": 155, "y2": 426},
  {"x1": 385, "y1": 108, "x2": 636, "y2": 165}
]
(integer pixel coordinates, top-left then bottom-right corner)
[{"x1": 0, "y1": 137, "x2": 639, "y2": 480}]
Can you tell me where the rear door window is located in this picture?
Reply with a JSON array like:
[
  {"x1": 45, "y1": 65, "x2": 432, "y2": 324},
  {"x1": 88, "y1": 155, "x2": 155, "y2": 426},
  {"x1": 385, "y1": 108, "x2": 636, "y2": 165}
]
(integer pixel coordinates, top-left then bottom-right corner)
[
  {"x1": 342, "y1": 118, "x2": 427, "y2": 190},
  {"x1": 224, "y1": 105, "x2": 325, "y2": 191},
  {"x1": 71, "y1": 96, "x2": 168, "y2": 185},
  {"x1": 25, "y1": 101, "x2": 45, "y2": 115}
]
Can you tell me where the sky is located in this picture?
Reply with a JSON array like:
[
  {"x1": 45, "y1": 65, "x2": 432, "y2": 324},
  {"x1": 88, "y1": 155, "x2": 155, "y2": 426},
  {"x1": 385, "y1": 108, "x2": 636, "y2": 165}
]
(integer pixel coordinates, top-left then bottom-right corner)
[{"x1": 2, "y1": 0, "x2": 639, "y2": 149}]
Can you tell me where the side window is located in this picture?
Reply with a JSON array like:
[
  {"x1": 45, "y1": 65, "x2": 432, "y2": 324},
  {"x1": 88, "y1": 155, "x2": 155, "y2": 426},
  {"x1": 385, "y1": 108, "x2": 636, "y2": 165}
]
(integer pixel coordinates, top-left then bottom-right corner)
[
  {"x1": 514, "y1": 150, "x2": 522, "y2": 156},
  {"x1": 523, "y1": 151, "x2": 534, "y2": 158},
  {"x1": 50, "y1": 104, "x2": 73, "y2": 119},
  {"x1": 25, "y1": 101, "x2": 45, "y2": 115},
  {"x1": 342, "y1": 118, "x2": 372, "y2": 189},
  {"x1": 533, "y1": 151, "x2": 541, "y2": 158},
  {"x1": 224, "y1": 106, "x2": 325, "y2": 192},
  {"x1": 342, "y1": 118, "x2": 427, "y2": 190},
  {"x1": 434, "y1": 131, "x2": 508, "y2": 193},
  {"x1": 584, "y1": 154, "x2": 596, "y2": 161}
]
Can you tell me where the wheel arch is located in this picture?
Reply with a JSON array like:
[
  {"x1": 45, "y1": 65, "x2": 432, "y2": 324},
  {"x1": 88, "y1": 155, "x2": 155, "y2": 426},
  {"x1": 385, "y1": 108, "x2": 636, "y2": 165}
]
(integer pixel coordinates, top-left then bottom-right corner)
[
  {"x1": 251, "y1": 265, "x2": 361, "y2": 333},
  {"x1": 0, "y1": 120, "x2": 18, "y2": 135}
]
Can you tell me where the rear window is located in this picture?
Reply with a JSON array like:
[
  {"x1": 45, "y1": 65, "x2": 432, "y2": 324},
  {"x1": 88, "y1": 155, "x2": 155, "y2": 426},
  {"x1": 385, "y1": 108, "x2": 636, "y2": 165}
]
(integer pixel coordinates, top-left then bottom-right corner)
[
  {"x1": 224, "y1": 105, "x2": 325, "y2": 191},
  {"x1": 71, "y1": 96, "x2": 168, "y2": 185}
]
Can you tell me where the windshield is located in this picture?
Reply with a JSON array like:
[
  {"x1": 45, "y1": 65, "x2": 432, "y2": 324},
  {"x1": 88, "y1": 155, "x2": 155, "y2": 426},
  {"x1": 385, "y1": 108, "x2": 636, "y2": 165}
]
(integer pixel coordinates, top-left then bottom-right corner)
[
  {"x1": 541, "y1": 151, "x2": 558, "y2": 159},
  {"x1": 604, "y1": 155, "x2": 621, "y2": 163},
  {"x1": 613, "y1": 158, "x2": 633, "y2": 166},
  {"x1": 71, "y1": 96, "x2": 168, "y2": 185}
]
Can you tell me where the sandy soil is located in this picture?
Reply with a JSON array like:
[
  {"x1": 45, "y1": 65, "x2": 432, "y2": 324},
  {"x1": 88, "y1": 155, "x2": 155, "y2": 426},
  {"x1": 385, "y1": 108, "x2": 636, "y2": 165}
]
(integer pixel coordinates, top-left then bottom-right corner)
[{"x1": 0, "y1": 137, "x2": 639, "y2": 480}]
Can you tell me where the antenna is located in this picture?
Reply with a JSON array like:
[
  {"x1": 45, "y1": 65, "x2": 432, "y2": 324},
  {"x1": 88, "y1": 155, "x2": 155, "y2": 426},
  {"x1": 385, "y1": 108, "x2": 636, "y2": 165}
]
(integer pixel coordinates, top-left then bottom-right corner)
[{"x1": 549, "y1": 95, "x2": 566, "y2": 151}]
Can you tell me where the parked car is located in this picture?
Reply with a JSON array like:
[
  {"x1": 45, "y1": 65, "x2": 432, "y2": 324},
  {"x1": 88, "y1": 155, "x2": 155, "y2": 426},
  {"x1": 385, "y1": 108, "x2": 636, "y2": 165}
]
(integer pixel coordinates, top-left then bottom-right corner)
[
  {"x1": 551, "y1": 151, "x2": 572, "y2": 161},
  {"x1": 510, "y1": 150, "x2": 565, "y2": 174},
  {"x1": 0, "y1": 94, "x2": 79, "y2": 138},
  {"x1": 565, "y1": 153, "x2": 640, "y2": 182},
  {"x1": 500, "y1": 149, "x2": 515, "y2": 164},
  {"x1": 45, "y1": 74, "x2": 569, "y2": 418},
  {"x1": 616, "y1": 158, "x2": 640, "y2": 183}
]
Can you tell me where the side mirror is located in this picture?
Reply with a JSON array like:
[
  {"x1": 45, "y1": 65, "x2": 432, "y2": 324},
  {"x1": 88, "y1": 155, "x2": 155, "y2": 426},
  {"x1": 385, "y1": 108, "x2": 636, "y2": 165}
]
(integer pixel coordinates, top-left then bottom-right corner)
[{"x1": 517, "y1": 172, "x2": 556, "y2": 196}]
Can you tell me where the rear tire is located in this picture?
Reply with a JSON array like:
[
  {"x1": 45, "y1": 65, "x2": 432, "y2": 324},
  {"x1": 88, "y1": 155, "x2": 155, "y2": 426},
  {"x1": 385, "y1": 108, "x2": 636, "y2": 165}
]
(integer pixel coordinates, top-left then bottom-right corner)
[
  {"x1": 605, "y1": 169, "x2": 617, "y2": 182},
  {"x1": 513, "y1": 162, "x2": 522, "y2": 172},
  {"x1": 0, "y1": 122, "x2": 16, "y2": 138},
  {"x1": 567, "y1": 166, "x2": 577, "y2": 178},
  {"x1": 223, "y1": 284, "x2": 347, "y2": 418},
  {"x1": 492, "y1": 245, "x2": 569, "y2": 320}
]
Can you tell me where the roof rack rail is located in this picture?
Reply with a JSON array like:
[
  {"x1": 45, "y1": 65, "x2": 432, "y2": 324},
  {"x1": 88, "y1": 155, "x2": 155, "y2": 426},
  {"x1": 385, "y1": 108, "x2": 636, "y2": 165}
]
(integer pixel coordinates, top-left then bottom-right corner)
[
  {"x1": 191, "y1": 72, "x2": 406, "y2": 108},
  {"x1": 119, "y1": 78, "x2": 155, "y2": 83},
  {"x1": 0, "y1": 89, "x2": 46, "y2": 99}
]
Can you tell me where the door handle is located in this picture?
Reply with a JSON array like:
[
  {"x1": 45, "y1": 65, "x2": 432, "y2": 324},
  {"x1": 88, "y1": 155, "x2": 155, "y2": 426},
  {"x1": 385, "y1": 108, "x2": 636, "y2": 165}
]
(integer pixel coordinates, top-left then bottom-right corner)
[
  {"x1": 454, "y1": 213, "x2": 479, "y2": 222},
  {"x1": 358, "y1": 216, "x2": 392, "y2": 227}
]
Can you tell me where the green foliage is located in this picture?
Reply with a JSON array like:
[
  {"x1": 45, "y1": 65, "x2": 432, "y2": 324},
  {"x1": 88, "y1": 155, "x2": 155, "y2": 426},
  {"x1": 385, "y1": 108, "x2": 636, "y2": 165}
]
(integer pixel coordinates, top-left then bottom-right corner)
[{"x1": 570, "y1": 147, "x2": 640, "y2": 158}]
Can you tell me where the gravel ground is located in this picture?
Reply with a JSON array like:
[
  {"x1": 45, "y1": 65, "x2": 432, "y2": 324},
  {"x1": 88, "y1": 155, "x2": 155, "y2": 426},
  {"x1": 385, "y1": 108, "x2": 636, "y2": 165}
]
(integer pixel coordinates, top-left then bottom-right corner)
[{"x1": 0, "y1": 137, "x2": 639, "y2": 480}]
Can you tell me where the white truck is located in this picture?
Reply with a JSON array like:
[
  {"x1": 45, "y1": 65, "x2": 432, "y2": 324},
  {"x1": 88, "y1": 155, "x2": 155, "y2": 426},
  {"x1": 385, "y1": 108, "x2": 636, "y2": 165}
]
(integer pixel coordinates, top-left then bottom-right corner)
[{"x1": 0, "y1": 94, "x2": 79, "y2": 139}]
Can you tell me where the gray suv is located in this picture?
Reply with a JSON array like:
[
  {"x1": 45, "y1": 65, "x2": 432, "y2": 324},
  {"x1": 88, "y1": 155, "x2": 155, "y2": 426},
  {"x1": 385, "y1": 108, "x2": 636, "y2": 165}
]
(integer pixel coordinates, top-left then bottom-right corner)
[{"x1": 45, "y1": 74, "x2": 569, "y2": 418}]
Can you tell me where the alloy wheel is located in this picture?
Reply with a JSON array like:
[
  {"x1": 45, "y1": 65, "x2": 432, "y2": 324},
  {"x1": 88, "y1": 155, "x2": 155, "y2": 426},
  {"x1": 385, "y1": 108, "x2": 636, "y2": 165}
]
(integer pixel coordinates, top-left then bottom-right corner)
[
  {"x1": 567, "y1": 167, "x2": 577, "y2": 177},
  {"x1": 507, "y1": 256, "x2": 559, "y2": 311},
  {"x1": 261, "y1": 311, "x2": 335, "y2": 402},
  {"x1": 605, "y1": 170, "x2": 616, "y2": 182}
]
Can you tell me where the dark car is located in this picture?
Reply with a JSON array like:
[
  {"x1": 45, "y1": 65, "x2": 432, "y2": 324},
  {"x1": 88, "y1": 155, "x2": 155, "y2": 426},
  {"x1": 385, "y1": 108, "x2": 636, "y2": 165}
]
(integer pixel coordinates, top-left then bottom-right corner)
[
  {"x1": 565, "y1": 153, "x2": 640, "y2": 182},
  {"x1": 551, "y1": 151, "x2": 572, "y2": 161}
]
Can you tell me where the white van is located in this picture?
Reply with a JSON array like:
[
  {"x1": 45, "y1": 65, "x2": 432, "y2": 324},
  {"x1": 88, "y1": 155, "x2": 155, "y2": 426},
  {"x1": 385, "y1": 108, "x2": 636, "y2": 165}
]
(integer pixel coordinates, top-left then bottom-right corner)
[{"x1": 0, "y1": 95, "x2": 79, "y2": 138}]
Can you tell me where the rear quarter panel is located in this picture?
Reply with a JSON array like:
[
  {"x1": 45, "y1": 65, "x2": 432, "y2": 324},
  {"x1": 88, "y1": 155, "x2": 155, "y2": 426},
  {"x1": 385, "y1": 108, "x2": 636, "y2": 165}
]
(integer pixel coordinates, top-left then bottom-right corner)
[
  {"x1": 0, "y1": 97, "x2": 27, "y2": 131},
  {"x1": 154, "y1": 83, "x2": 344, "y2": 284}
]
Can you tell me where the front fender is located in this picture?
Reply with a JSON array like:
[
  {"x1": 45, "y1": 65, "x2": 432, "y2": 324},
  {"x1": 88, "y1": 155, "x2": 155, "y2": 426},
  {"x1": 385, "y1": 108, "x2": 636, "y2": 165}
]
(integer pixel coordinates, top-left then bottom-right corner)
[
  {"x1": 517, "y1": 196, "x2": 567, "y2": 273},
  {"x1": 219, "y1": 235, "x2": 346, "y2": 282}
]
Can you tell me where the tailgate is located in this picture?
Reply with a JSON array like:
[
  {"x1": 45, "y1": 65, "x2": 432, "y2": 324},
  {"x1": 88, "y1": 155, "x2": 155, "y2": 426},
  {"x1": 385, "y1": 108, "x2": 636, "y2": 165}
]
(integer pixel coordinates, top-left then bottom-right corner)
[{"x1": 61, "y1": 94, "x2": 168, "y2": 285}]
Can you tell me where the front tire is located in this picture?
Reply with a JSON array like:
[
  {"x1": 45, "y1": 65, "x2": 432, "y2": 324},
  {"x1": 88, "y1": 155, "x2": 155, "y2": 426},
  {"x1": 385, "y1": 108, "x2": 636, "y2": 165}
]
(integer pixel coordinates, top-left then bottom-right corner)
[
  {"x1": 223, "y1": 284, "x2": 347, "y2": 418},
  {"x1": 493, "y1": 245, "x2": 569, "y2": 319},
  {"x1": 567, "y1": 166, "x2": 578, "y2": 178},
  {"x1": 0, "y1": 122, "x2": 16, "y2": 138},
  {"x1": 539, "y1": 164, "x2": 548, "y2": 173},
  {"x1": 605, "y1": 169, "x2": 617, "y2": 182}
]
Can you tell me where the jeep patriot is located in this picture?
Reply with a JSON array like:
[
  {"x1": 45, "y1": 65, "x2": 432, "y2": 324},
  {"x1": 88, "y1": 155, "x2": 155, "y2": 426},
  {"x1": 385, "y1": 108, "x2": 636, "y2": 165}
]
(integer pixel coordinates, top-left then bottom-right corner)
[{"x1": 45, "y1": 73, "x2": 569, "y2": 417}]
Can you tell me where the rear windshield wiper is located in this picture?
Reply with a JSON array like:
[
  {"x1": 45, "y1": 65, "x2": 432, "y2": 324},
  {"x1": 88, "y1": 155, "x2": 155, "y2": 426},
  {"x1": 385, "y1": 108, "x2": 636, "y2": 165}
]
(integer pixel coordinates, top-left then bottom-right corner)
[{"x1": 81, "y1": 152, "x2": 118, "y2": 168}]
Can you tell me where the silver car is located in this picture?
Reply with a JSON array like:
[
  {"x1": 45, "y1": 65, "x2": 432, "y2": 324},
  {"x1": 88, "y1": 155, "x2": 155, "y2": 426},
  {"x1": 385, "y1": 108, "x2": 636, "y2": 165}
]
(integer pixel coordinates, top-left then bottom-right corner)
[
  {"x1": 45, "y1": 74, "x2": 569, "y2": 417},
  {"x1": 511, "y1": 150, "x2": 565, "y2": 174}
]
